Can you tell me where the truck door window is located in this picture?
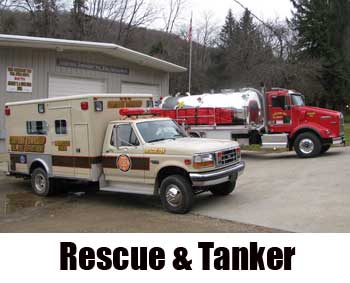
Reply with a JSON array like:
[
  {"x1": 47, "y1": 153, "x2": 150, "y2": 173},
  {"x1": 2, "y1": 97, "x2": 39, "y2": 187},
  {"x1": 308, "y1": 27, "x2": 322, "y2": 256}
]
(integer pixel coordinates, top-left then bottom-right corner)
[
  {"x1": 291, "y1": 94, "x2": 305, "y2": 106},
  {"x1": 55, "y1": 120, "x2": 67, "y2": 135},
  {"x1": 271, "y1": 96, "x2": 286, "y2": 109},
  {"x1": 111, "y1": 124, "x2": 140, "y2": 147},
  {"x1": 26, "y1": 121, "x2": 48, "y2": 135}
]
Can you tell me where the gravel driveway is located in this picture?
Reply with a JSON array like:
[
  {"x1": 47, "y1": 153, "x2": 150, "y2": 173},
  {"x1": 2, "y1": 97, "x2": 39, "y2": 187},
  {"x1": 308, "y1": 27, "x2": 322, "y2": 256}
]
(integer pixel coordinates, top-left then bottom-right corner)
[{"x1": 193, "y1": 147, "x2": 350, "y2": 232}]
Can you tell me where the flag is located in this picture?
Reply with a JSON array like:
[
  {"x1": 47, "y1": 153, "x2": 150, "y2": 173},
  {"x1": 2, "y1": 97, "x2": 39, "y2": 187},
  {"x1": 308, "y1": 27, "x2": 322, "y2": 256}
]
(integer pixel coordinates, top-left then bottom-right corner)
[{"x1": 188, "y1": 13, "x2": 193, "y2": 43}]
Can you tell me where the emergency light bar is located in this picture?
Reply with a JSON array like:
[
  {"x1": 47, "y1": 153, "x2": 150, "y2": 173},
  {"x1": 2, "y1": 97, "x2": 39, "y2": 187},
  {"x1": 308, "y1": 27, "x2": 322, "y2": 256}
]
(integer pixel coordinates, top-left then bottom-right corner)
[{"x1": 119, "y1": 108, "x2": 163, "y2": 117}]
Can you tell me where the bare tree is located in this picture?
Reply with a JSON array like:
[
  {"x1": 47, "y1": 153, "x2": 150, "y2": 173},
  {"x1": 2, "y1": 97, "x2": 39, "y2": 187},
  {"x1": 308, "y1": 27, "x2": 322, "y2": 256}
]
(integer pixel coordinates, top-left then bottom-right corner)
[
  {"x1": 163, "y1": 0, "x2": 186, "y2": 33},
  {"x1": 11, "y1": 0, "x2": 61, "y2": 37},
  {"x1": 0, "y1": 0, "x2": 11, "y2": 9},
  {"x1": 259, "y1": 18, "x2": 294, "y2": 60},
  {"x1": 195, "y1": 11, "x2": 219, "y2": 66},
  {"x1": 82, "y1": 0, "x2": 156, "y2": 44},
  {"x1": 121, "y1": 0, "x2": 156, "y2": 44}
]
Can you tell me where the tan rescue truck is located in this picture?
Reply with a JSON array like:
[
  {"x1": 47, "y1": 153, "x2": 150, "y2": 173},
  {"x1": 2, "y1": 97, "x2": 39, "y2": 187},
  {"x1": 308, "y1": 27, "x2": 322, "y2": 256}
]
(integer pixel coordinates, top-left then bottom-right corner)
[{"x1": 4, "y1": 94, "x2": 245, "y2": 213}]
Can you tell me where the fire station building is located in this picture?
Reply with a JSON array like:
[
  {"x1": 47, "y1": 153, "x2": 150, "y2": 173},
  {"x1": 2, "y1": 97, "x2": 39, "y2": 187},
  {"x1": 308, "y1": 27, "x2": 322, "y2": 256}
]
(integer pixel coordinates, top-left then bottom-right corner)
[{"x1": 0, "y1": 34, "x2": 186, "y2": 152}]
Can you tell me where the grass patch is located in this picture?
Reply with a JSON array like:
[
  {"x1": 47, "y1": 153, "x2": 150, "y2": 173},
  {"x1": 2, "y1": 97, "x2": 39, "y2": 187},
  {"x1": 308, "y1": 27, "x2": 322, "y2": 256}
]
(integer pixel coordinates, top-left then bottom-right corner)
[{"x1": 345, "y1": 123, "x2": 349, "y2": 146}]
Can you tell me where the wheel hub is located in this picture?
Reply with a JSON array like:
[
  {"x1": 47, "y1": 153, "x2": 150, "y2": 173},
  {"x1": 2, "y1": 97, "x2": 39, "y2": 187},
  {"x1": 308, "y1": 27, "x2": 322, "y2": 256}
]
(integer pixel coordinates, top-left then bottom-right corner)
[
  {"x1": 165, "y1": 185, "x2": 183, "y2": 208},
  {"x1": 299, "y1": 138, "x2": 314, "y2": 154},
  {"x1": 34, "y1": 173, "x2": 46, "y2": 193}
]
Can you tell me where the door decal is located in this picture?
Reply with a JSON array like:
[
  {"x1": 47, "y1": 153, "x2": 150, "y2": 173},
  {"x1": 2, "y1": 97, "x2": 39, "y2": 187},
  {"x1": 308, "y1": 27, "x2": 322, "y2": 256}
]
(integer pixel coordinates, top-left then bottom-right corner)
[{"x1": 117, "y1": 155, "x2": 132, "y2": 172}]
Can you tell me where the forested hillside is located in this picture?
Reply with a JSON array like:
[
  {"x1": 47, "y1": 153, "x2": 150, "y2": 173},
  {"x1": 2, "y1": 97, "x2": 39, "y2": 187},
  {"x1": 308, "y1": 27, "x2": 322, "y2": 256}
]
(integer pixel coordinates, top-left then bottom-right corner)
[{"x1": 0, "y1": 0, "x2": 349, "y2": 110}]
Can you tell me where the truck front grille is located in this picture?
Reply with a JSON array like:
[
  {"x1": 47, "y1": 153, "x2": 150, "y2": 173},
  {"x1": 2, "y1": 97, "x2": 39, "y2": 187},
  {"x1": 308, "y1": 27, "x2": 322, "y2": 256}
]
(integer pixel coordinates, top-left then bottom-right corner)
[{"x1": 216, "y1": 148, "x2": 238, "y2": 166}]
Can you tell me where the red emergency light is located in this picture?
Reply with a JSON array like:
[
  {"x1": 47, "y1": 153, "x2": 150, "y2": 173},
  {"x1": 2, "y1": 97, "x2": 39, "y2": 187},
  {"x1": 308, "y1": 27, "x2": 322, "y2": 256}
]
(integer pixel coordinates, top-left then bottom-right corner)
[
  {"x1": 81, "y1": 101, "x2": 89, "y2": 110},
  {"x1": 119, "y1": 108, "x2": 163, "y2": 117},
  {"x1": 5, "y1": 106, "x2": 10, "y2": 116}
]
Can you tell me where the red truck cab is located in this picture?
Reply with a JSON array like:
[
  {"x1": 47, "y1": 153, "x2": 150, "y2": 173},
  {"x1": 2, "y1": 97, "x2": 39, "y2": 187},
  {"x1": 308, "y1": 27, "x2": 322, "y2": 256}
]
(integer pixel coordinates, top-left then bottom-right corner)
[{"x1": 266, "y1": 88, "x2": 345, "y2": 157}]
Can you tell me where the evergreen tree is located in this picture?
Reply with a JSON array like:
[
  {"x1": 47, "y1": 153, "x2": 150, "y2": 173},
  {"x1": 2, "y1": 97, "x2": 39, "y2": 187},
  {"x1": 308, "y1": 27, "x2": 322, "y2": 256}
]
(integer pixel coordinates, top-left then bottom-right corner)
[
  {"x1": 291, "y1": 0, "x2": 350, "y2": 109},
  {"x1": 219, "y1": 9, "x2": 238, "y2": 49},
  {"x1": 210, "y1": 8, "x2": 273, "y2": 89}
]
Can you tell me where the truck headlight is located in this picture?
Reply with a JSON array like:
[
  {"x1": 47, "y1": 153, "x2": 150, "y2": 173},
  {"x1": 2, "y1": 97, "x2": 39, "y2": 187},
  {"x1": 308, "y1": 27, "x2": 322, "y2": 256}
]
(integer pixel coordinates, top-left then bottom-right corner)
[{"x1": 193, "y1": 153, "x2": 215, "y2": 169}]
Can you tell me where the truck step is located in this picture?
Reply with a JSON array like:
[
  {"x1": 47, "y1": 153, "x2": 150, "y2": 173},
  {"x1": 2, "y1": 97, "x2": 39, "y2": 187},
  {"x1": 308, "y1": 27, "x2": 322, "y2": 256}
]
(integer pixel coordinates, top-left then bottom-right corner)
[{"x1": 99, "y1": 181, "x2": 154, "y2": 196}]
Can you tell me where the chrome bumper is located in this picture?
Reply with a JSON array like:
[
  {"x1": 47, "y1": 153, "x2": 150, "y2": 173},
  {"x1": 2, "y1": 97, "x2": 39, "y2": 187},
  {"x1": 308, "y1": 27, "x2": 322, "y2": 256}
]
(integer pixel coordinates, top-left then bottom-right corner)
[
  {"x1": 332, "y1": 137, "x2": 345, "y2": 146},
  {"x1": 189, "y1": 161, "x2": 245, "y2": 187}
]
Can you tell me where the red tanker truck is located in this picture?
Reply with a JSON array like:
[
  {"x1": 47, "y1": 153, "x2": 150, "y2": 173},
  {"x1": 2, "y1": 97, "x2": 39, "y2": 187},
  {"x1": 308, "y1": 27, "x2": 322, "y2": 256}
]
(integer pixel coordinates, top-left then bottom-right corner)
[{"x1": 156, "y1": 88, "x2": 345, "y2": 158}]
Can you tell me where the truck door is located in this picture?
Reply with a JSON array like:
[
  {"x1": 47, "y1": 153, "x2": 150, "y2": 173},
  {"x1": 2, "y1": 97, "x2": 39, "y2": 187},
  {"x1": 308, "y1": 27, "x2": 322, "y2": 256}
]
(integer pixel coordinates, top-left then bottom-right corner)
[
  {"x1": 268, "y1": 94, "x2": 293, "y2": 133},
  {"x1": 102, "y1": 123, "x2": 146, "y2": 184},
  {"x1": 50, "y1": 108, "x2": 74, "y2": 177},
  {"x1": 73, "y1": 124, "x2": 90, "y2": 178}
]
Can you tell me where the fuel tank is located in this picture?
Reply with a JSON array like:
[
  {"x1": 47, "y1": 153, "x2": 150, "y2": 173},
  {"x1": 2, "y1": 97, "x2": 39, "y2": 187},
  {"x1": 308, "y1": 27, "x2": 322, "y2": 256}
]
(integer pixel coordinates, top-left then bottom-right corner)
[{"x1": 160, "y1": 89, "x2": 264, "y2": 126}]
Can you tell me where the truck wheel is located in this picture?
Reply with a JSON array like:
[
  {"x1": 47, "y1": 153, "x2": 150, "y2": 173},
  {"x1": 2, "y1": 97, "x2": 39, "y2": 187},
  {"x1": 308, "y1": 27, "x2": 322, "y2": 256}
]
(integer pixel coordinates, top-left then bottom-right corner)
[
  {"x1": 31, "y1": 167, "x2": 55, "y2": 196},
  {"x1": 210, "y1": 180, "x2": 236, "y2": 196},
  {"x1": 160, "y1": 175, "x2": 194, "y2": 214},
  {"x1": 321, "y1": 145, "x2": 331, "y2": 154},
  {"x1": 294, "y1": 132, "x2": 322, "y2": 158}
]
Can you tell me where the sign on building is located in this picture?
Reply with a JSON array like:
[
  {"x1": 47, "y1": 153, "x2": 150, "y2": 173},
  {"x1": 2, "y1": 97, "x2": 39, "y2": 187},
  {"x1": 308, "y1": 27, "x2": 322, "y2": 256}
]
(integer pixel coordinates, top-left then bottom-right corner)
[{"x1": 7, "y1": 67, "x2": 33, "y2": 93}]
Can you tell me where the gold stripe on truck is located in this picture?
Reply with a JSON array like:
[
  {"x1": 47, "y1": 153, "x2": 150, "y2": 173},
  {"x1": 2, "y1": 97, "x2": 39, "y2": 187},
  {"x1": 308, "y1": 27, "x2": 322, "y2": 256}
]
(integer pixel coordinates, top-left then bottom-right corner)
[{"x1": 107, "y1": 100, "x2": 143, "y2": 109}]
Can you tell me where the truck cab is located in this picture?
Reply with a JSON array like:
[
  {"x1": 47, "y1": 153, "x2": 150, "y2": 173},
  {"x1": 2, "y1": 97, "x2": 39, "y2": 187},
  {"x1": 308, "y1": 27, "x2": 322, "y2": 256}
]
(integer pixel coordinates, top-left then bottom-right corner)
[
  {"x1": 265, "y1": 89, "x2": 345, "y2": 157},
  {"x1": 100, "y1": 117, "x2": 245, "y2": 213},
  {"x1": 5, "y1": 95, "x2": 245, "y2": 214},
  {"x1": 159, "y1": 88, "x2": 345, "y2": 158}
]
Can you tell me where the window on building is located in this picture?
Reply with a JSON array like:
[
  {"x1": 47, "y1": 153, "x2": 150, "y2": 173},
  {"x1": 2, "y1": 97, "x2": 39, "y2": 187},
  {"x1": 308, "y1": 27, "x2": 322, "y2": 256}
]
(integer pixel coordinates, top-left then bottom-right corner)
[
  {"x1": 111, "y1": 124, "x2": 140, "y2": 147},
  {"x1": 55, "y1": 120, "x2": 67, "y2": 135},
  {"x1": 26, "y1": 121, "x2": 48, "y2": 135}
]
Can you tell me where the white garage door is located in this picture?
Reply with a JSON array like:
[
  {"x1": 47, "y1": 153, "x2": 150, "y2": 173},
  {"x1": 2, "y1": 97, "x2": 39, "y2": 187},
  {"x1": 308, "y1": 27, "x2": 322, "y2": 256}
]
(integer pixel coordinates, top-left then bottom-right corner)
[
  {"x1": 121, "y1": 82, "x2": 160, "y2": 100},
  {"x1": 49, "y1": 76, "x2": 106, "y2": 98}
]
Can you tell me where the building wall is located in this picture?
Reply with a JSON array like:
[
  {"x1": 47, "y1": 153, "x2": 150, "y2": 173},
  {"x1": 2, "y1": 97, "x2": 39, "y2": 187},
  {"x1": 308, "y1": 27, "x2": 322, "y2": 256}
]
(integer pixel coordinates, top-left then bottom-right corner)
[{"x1": 0, "y1": 47, "x2": 170, "y2": 152}]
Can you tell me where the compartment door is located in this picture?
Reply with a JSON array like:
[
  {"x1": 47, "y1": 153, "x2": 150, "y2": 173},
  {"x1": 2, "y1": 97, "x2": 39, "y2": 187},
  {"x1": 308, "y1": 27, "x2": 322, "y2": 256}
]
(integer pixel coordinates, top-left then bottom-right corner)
[
  {"x1": 73, "y1": 124, "x2": 91, "y2": 178},
  {"x1": 50, "y1": 108, "x2": 74, "y2": 177}
]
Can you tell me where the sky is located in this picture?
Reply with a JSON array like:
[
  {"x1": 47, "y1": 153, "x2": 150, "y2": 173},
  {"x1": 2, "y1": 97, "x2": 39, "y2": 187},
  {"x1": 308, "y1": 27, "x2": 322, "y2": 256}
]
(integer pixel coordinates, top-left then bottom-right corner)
[
  {"x1": 189, "y1": 0, "x2": 294, "y2": 22},
  {"x1": 153, "y1": 0, "x2": 294, "y2": 30}
]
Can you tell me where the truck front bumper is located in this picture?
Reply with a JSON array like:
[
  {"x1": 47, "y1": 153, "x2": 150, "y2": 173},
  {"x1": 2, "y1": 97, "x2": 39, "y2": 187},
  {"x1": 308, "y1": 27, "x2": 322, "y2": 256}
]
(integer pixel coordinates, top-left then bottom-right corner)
[
  {"x1": 189, "y1": 161, "x2": 245, "y2": 187},
  {"x1": 332, "y1": 136, "x2": 346, "y2": 146}
]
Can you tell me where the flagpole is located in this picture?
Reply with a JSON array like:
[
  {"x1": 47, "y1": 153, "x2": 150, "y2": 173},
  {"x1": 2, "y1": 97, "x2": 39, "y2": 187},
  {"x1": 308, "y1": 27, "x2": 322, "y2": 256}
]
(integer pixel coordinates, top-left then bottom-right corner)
[{"x1": 188, "y1": 11, "x2": 193, "y2": 94}]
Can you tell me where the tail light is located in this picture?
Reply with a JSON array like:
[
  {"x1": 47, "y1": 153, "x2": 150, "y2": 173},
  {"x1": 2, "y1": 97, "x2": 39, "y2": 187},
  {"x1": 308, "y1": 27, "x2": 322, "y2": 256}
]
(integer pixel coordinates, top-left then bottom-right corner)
[
  {"x1": 81, "y1": 101, "x2": 89, "y2": 110},
  {"x1": 5, "y1": 106, "x2": 10, "y2": 116}
]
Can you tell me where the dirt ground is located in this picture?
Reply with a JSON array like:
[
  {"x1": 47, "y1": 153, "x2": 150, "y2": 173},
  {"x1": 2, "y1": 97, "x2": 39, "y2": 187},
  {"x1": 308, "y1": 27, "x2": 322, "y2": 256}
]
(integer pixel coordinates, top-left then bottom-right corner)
[{"x1": 0, "y1": 171, "x2": 281, "y2": 233}]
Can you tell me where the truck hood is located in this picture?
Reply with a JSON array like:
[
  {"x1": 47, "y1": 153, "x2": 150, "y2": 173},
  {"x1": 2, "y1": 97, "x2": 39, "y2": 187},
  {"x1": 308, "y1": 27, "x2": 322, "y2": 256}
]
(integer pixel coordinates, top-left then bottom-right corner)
[
  {"x1": 145, "y1": 138, "x2": 239, "y2": 155},
  {"x1": 298, "y1": 106, "x2": 340, "y2": 117}
]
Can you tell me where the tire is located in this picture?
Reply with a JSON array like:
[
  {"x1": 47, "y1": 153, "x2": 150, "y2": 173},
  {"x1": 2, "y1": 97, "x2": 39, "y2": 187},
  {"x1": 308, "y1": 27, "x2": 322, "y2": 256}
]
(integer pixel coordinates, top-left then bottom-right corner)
[
  {"x1": 159, "y1": 175, "x2": 194, "y2": 214},
  {"x1": 210, "y1": 180, "x2": 236, "y2": 196},
  {"x1": 294, "y1": 132, "x2": 322, "y2": 158},
  {"x1": 189, "y1": 132, "x2": 200, "y2": 138},
  {"x1": 31, "y1": 167, "x2": 55, "y2": 196},
  {"x1": 321, "y1": 145, "x2": 331, "y2": 154}
]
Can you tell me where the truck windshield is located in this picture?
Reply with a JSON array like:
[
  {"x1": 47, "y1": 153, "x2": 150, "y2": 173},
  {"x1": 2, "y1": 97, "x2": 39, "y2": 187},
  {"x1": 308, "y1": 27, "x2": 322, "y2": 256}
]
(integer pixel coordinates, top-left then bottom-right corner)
[
  {"x1": 136, "y1": 120, "x2": 187, "y2": 143},
  {"x1": 291, "y1": 93, "x2": 305, "y2": 106}
]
